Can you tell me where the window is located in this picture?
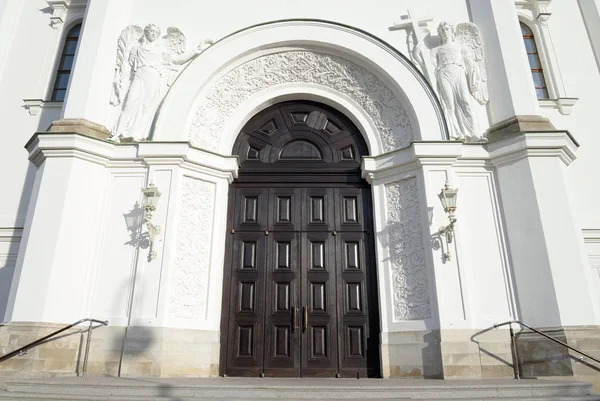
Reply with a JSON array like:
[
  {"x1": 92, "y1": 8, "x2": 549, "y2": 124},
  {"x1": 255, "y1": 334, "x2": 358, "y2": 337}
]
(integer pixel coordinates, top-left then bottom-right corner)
[
  {"x1": 520, "y1": 22, "x2": 549, "y2": 100},
  {"x1": 50, "y1": 23, "x2": 81, "y2": 101}
]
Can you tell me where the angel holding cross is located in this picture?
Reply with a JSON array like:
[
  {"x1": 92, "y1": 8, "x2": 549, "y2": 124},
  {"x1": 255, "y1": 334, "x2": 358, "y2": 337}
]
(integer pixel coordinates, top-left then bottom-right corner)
[
  {"x1": 109, "y1": 24, "x2": 213, "y2": 141},
  {"x1": 432, "y1": 22, "x2": 489, "y2": 141}
]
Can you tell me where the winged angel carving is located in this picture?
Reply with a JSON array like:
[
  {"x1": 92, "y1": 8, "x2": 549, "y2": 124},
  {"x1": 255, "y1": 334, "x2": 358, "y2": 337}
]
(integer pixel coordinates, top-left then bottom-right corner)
[
  {"x1": 414, "y1": 22, "x2": 489, "y2": 141},
  {"x1": 109, "y1": 24, "x2": 213, "y2": 141}
]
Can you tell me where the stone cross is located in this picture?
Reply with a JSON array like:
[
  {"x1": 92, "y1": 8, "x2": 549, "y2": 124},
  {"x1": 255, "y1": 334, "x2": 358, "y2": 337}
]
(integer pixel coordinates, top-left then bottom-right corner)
[
  {"x1": 389, "y1": 9, "x2": 434, "y2": 83},
  {"x1": 389, "y1": 9, "x2": 433, "y2": 38}
]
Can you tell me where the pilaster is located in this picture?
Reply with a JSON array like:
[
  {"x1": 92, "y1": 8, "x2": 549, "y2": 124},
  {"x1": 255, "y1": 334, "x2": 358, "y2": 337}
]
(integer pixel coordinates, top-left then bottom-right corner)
[
  {"x1": 488, "y1": 131, "x2": 598, "y2": 327},
  {"x1": 468, "y1": 0, "x2": 541, "y2": 123},
  {"x1": 62, "y1": 0, "x2": 133, "y2": 126},
  {"x1": 6, "y1": 134, "x2": 111, "y2": 323}
]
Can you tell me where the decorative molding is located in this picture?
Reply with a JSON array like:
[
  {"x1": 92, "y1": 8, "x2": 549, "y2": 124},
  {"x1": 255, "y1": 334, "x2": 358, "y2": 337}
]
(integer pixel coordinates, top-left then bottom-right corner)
[
  {"x1": 170, "y1": 176, "x2": 215, "y2": 319},
  {"x1": 23, "y1": 99, "x2": 63, "y2": 116},
  {"x1": 516, "y1": 3, "x2": 576, "y2": 113},
  {"x1": 0, "y1": 227, "x2": 23, "y2": 240},
  {"x1": 385, "y1": 177, "x2": 430, "y2": 320},
  {"x1": 583, "y1": 229, "x2": 600, "y2": 244},
  {"x1": 189, "y1": 51, "x2": 414, "y2": 153},
  {"x1": 539, "y1": 98, "x2": 578, "y2": 115},
  {"x1": 46, "y1": 0, "x2": 87, "y2": 29}
]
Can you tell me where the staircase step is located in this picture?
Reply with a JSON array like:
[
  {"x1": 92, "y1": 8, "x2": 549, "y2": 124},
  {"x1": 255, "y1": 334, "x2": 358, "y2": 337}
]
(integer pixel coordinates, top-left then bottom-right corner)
[{"x1": 1, "y1": 377, "x2": 596, "y2": 400}]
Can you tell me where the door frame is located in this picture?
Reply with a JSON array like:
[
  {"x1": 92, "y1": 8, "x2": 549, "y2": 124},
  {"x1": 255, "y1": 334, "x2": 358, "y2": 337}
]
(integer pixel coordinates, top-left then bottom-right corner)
[{"x1": 218, "y1": 101, "x2": 381, "y2": 378}]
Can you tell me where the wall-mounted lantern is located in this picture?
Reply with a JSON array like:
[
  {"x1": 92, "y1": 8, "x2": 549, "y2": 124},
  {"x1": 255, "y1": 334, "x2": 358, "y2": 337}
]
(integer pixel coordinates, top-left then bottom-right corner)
[
  {"x1": 438, "y1": 181, "x2": 458, "y2": 262},
  {"x1": 141, "y1": 182, "x2": 161, "y2": 261}
]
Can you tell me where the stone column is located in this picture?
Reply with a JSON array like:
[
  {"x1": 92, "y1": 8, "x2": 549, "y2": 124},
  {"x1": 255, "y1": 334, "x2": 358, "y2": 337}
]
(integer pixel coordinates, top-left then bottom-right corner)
[
  {"x1": 61, "y1": 0, "x2": 133, "y2": 130},
  {"x1": 5, "y1": 133, "x2": 113, "y2": 323},
  {"x1": 490, "y1": 131, "x2": 600, "y2": 377},
  {"x1": 468, "y1": 0, "x2": 540, "y2": 124},
  {"x1": 489, "y1": 131, "x2": 597, "y2": 328}
]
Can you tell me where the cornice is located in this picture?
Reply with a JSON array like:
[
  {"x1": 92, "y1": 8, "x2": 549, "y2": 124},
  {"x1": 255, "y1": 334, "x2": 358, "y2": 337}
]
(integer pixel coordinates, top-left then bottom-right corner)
[
  {"x1": 46, "y1": 0, "x2": 87, "y2": 29},
  {"x1": 487, "y1": 131, "x2": 577, "y2": 167},
  {"x1": 361, "y1": 141, "x2": 463, "y2": 183},
  {"x1": 25, "y1": 133, "x2": 239, "y2": 180}
]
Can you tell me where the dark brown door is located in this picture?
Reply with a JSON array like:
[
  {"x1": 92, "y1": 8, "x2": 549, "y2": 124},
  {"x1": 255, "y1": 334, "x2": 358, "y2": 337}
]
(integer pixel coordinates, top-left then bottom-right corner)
[{"x1": 221, "y1": 101, "x2": 380, "y2": 378}]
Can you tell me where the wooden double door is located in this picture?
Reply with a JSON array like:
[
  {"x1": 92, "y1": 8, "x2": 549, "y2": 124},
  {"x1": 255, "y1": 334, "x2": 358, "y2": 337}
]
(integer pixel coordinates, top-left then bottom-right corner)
[{"x1": 222, "y1": 184, "x2": 379, "y2": 377}]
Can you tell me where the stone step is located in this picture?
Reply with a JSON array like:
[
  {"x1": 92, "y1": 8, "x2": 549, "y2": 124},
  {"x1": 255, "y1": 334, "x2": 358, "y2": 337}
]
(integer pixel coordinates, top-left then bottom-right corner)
[
  {"x1": 1, "y1": 393, "x2": 600, "y2": 401},
  {"x1": 1, "y1": 377, "x2": 597, "y2": 400}
]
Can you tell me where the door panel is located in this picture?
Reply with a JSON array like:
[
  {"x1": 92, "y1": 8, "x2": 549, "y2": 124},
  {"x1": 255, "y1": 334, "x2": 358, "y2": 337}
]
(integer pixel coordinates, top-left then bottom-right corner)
[
  {"x1": 225, "y1": 232, "x2": 267, "y2": 377},
  {"x1": 334, "y1": 188, "x2": 367, "y2": 232},
  {"x1": 336, "y1": 232, "x2": 370, "y2": 377},
  {"x1": 233, "y1": 188, "x2": 268, "y2": 232},
  {"x1": 302, "y1": 188, "x2": 334, "y2": 232},
  {"x1": 263, "y1": 232, "x2": 300, "y2": 376},
  {"x1": 224, "y1": 186, "x2": 378, "y2": 377},
  {"x1": 301, "y1": 232, "x2": 338, "y2": 376}
]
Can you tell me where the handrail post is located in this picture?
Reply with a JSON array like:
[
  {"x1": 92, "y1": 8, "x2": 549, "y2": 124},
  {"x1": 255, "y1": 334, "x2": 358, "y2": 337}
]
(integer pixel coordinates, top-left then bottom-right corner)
[
  {"x1": 82, "y1": 321, "x2": 93, "y2": 378},
  {"x1": 509, "y1": 322, "x2": 520, "y2": 380}
]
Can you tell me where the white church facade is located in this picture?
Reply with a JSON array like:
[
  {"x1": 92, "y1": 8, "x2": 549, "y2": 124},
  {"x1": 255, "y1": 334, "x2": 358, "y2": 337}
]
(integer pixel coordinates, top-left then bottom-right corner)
[{"x1": 1, "y1": 0, "x2": 600, "y2": 381}]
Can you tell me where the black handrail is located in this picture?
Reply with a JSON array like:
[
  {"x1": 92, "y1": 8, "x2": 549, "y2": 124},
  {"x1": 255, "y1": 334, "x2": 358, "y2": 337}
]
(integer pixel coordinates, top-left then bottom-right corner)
[
  {"x1": 493, "y1": 320, "x2": 600, "y2": 379},
  {"x1": 0, "y1": 318, "x2": 108, "y2": 377}
]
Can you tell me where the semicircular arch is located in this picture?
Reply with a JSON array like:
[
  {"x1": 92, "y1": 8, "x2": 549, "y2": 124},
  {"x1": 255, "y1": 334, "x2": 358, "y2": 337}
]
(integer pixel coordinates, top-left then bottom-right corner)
[{"x1": 152, "y1": 19, "x2": 447, "y2": 156}]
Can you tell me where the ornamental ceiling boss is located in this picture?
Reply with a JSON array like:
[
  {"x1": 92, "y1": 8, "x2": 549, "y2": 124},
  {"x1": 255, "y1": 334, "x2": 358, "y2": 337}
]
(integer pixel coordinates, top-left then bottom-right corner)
[{"x1": 109, "y1": 24, "x2": 213, "y2": 141}]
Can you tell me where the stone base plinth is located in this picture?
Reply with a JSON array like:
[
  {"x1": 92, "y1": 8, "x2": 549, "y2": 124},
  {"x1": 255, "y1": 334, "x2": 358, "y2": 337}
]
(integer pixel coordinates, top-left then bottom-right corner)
[
  {"x1": 382, "y1": 327, "x2": 600, "y2": 387},
  {"x1": 47, "y1": 119, "x2": 111, "y2": 140},
  {"x1": 381, "y1": 330, "x2": 442, "y2": 379},
  {"x1": 485, "y1": 115, "x2": 556, "y2": 142},
  {"x1": 0, "y1": 322, "x2": 219, "y2": 378},
  {"x1": 382, "y1": 329, "x2": 515, "y2": 380},
  {"x1": 516, "y1": 326, "x2": 600, "y2": 381}
]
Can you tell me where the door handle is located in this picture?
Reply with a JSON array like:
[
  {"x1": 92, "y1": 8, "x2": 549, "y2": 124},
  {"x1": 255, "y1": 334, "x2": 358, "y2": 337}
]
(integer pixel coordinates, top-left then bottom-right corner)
[
  {"x1": 293, "y1": 307, "x2": 298, "y2": 333},
  {"x1": 303, "y1": 306, "x2": 308, "y2": 333}
]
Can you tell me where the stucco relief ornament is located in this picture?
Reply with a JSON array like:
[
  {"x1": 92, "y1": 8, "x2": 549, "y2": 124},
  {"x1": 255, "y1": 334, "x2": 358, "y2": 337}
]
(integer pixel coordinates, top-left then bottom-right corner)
[
  {"x1": 412, "y1": 22, "x2": 489, "y2": 141},
  {"x1": 109, "y1": 24, "x2": 213, "y2": 141}
]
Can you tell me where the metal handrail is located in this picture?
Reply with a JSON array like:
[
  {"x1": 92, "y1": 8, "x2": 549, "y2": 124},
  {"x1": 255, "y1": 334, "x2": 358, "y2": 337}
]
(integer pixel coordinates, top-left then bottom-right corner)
[
  {"x1": 493, "y1": 320, "x2": 600, "y2": 379},
  {"x1": 0, "y1": 318, "x2": 108, "y2": 377}
]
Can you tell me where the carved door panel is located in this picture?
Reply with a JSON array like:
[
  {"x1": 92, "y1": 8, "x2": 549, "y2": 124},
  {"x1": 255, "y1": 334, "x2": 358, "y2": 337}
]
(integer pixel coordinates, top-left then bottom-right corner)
[
  {"x1": 334, "y1": 188, "x2": 373, "y2": 377},
  {"x1": 224, "y1": 185, "x2": 377, "y2": 377},
  {"x1": 262, "y1": 187, "x2": 302, "y2": 377},
  {"x1": 224, "y1": 187, "x2": 270, "y2": 377}
]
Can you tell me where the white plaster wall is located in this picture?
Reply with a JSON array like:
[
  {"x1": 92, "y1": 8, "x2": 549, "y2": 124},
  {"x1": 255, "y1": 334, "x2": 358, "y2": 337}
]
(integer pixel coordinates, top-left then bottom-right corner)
[
  {"x1": 454, "y1": 171, "x2": 515, "y2": 327},
  {"x1": 0, "y1": 0, "x2": 68, "y2": 229},
  {"x1": 583, "y1": 230, "x2": 600, "y2": 315},
  {"x1": 538, "y1": 1, "x2": 600, "y2": 230},
  {"x1": 2, "y1": 0, "x2": 600, "y2": 334},
  {"x1": 91, "y1": 171, "x2": 146, "y2": 327},
  {"x1": 0, "y1": 228, "x2": 20, "y2": 322}
]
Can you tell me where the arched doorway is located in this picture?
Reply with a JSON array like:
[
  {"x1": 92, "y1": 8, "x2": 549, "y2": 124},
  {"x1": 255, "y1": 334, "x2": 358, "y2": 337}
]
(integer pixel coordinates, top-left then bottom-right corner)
[{"x1": 220, "y1": 101, "x2": 380, "y2": 378}]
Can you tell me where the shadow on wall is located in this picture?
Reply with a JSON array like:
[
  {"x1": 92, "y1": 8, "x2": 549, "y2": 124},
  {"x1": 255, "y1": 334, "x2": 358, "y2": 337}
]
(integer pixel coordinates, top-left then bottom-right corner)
[
  {"x1": 0, "y1": 263, "x2": 16, "y2": 322},
  {"x1": 0, "y1": 162, "x2": 36, "y2": 323},
  {"x1": 0, "y1": 104, "x2": 63, "y2": 322}
]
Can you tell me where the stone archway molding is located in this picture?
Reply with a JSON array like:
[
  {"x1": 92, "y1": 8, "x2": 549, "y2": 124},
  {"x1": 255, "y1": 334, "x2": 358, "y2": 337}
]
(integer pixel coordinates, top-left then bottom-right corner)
[{"x1": 152, "y1": 20, "x2": 447, "y2": 156}]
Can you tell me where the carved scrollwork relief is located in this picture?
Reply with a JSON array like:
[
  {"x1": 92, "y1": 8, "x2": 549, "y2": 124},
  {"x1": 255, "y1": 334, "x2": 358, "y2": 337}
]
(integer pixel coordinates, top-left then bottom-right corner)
[
  {"x1": 170, "y1": 176, "x2": 215, "y2": 319},
  {"x1": 189, "y1": 51, "x2": 414, "y2": 152},
  {"x1": 385, "y1": 177, "x2": 431, "y2": 320}
]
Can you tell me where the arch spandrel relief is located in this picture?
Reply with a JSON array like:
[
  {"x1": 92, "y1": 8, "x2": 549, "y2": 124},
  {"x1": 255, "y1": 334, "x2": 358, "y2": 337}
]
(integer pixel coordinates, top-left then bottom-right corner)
[
  {"x1": 392, "y1": 13, "x2": 490, "y2": 141},
  {"x1": 109, "y1": 24, "x2": 213, "y2": 142},
  {"x1": 189, "y1": 51, "x2": 415, "y2": 153}
]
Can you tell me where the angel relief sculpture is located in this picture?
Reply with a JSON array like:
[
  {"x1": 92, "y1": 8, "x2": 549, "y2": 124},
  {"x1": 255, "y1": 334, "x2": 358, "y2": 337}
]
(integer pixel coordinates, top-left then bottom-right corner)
[
  {"x1": 109, "y1": 24, "x2": 213, "y2": 141},
  {"x1": 412, "y1": 22, "x2": 489, "y2": 141}
]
